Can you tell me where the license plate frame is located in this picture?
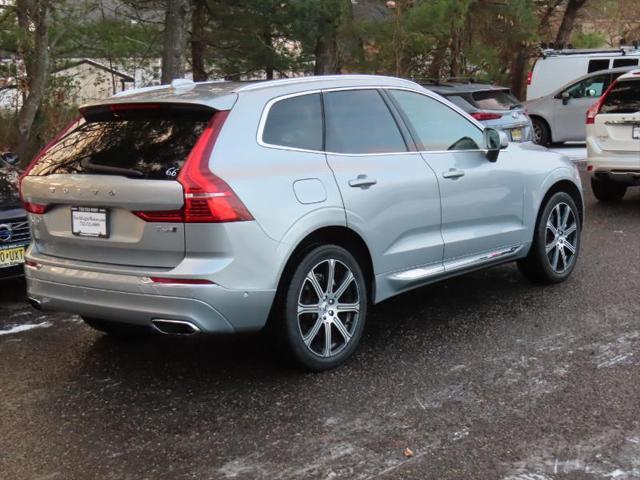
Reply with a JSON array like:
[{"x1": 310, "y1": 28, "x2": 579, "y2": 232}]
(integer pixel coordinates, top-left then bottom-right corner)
[
  {"x1": 633, "y1": 125, "x2": 640, "y2": 140},
  {"x1": 0, "y1": 245, "x2": 25, "y2": 267},
  {"x1": 71, "y1": 207, "x2": 109, "y2": 238},
  {"x1": 511, "y1": 128, "x2": 523, "y2": 142}
]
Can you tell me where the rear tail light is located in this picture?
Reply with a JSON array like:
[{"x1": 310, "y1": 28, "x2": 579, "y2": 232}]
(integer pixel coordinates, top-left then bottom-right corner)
[
  {"x1": 134, "y1": 110, "x2": 253, "y2": 224},
  {"x1": 23, "y1": 202, "x2": 50, "y2": 215},
  {"x1": 471, "y1": 111, "x2": 503, "y2": 121},
  {"x1": 25, "y1": 259, "x2": 41, "y2": 269},
  {"x1": 527, "y1": 70, "x2": 533, "y2": 86},
  {"x1": 586, "y1": 80, "x2": 618, "y2": 125}
]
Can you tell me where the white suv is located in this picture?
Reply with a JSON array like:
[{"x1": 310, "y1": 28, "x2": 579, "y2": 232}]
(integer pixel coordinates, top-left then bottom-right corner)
[{"x1": 587, "y1": 69, "x2": 640, "y2": 202}]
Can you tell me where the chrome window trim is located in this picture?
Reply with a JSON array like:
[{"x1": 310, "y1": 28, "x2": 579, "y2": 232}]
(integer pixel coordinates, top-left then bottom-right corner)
[{"x1": 256, "y1": 85, "x2": 490, "y2": 156}]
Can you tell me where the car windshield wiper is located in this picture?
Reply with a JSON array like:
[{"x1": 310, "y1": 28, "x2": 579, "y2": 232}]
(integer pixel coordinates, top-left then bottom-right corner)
[{"x1": 80, "y1": 158, "x2": 144, "y2": 178}]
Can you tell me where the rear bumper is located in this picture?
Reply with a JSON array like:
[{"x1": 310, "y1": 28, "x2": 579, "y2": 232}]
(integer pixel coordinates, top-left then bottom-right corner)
[
  {"x1": 25, "y1": 261, "x2": 276, "y2": 334},
  {"x1": 587, "y1": 137, "x2": 640, "y2": 178}
]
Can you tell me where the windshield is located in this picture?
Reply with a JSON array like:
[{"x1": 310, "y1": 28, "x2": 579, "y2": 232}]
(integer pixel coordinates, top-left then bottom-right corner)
[
  {"x1": 600, "y1": 80, "x2": 640, "y2": 114},
  {"x1": 29, "y1": 106, "x2": 213, "y2": 180},
  {"x1": 471, "y1": 90, "x2": 521, "y2": 110}
]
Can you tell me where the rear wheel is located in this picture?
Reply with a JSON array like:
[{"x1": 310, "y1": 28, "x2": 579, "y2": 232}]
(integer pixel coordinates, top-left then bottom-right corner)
[
  {"x1": 591, "y1": 176, "x2": 627, "y2": 202},
  {"x1": 279, "y1": 245, "x2": 367, "y2": 371},
  {"x1": 82, "y1": 317, "x2": 149, "y2": 337},
  {"x1": 518, "y1": 192, "x2": 581, "y2": 284},
  {"x1": 532, "y1": 117, "x2": 551, "y2": 146}
]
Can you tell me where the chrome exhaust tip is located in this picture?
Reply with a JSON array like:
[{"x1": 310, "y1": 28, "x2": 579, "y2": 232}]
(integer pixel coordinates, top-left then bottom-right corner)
[
  {"x1": 28, "y1": 297, "x2": 42, "y2": 311},
  {"x1": 151, "y1": 319, "x2": 200, "y2": 335}
]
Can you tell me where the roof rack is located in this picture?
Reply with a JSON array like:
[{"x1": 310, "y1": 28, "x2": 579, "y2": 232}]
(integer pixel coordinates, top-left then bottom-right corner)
[{"x1": 538, "y1": 42, "x2": 640, "y2": 58}]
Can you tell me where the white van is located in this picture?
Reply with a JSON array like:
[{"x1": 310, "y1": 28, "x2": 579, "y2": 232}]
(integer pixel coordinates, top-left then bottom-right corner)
[{"x1": 527, "y1": 46, "x2": 640, "y2": 101}]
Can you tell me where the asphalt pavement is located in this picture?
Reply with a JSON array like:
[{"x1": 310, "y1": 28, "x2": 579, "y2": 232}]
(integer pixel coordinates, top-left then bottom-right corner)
[{"x1": 3, "y1": 149, "x2": 640, "y2": 480}]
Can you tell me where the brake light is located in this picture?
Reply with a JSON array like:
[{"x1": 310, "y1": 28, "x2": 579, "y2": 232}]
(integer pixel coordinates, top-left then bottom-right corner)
[
  {"x1": 133, "y1": 110, "x2": 253, "y2": 224},
  {"x1": 132, "y1": 210, "x2": 184, "y2": 222},
  {"x1": 586, "y1": 80, "x2": 617, "y2": 125},
  {"x1": 23, "y1": 202, "x2": 49, "y2": 214},
  {"x1": 149, "y1": 277, "x2": 214, "y2": 285},
  {"x1": 471, "y1": 112, "x2": 503, "y2": 121},
  {"x1": 527, "y1": 70, "x2": 533, "y2": 86},
  {"x1": 177, "y1": 111, "x2": 253, "y2": 223}
]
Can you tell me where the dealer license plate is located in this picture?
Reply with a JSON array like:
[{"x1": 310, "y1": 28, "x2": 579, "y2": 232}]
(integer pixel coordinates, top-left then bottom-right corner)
[{"x1": 71, "y1": 207, "x2": 109, "y2": 238}]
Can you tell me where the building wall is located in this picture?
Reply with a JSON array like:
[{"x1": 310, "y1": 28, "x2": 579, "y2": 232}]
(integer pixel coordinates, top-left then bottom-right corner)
[{"x1": 51, "y1": 62, "x2": 133, "y2": 105}]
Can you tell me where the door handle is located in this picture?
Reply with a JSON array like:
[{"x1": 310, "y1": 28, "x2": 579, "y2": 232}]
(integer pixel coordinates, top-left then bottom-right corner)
[
  {"x1": 442, "y1": 169, "x2": 465, "y2": 179},
  {"x1": 348, "y1": 175, "x2": 377, "y2": 188}
]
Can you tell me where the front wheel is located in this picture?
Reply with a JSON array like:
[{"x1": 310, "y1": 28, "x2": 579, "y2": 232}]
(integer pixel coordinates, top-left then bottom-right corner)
[
  {"x1": 279, "y1": 245, "x2": 368, "y2": 371},
  {"x1": 532, "y1": 117, "x2": 551, "y2": 146},
  {"x1": 518, "y1": 192, "x2": 581, "y2": 284}
]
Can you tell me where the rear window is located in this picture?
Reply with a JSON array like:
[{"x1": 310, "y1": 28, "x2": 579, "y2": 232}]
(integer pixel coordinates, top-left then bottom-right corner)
[
  {"x1": 600, "y1": 80, "x2": 640, "y2": 114},
  {"x1": 588, "y1": 59, "x2": 610, "y2": 73},
  {"x1": 471, "y1": 90, "x2": 520, "y2": 110},
  {"x1": 29, "y1": 104, "x2": 214, "y2": 180}
]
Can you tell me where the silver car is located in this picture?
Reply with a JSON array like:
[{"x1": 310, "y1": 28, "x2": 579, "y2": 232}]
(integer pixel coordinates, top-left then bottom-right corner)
[
  {"x1": 21, "y1": 75, "x2": 584, "y2": 370},
  {"x1": 526, "y1": 66, "x2": 636, "y2": 146},
  {"x1": 421, "y1": 81, "x2": 533, "y2": 143}
]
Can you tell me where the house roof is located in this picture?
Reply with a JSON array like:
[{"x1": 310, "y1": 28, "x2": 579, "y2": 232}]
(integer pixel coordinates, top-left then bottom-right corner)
[{"x1": 54, "y1": 59, "x2": 135, "y2": 82}]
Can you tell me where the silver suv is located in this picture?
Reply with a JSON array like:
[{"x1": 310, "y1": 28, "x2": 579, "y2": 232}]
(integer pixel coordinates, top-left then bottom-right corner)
[{"x1": 21, "y1": 75, "x2": 584, "y2": 370}]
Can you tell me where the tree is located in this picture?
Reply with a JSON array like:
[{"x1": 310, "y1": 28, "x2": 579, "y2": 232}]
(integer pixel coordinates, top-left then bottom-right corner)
[
  {"x1": 161, "y1": 0, "x2": 191, "y2": 83},
  {"x1": 555, "y1": 0, "x2": 589, "y2": 45},
  {"x1": 15, "y1": 0, "x2": 51, "y2": 159},
  {"x1": 191, "y1": 0, "x2": 209, "y2": 81}
]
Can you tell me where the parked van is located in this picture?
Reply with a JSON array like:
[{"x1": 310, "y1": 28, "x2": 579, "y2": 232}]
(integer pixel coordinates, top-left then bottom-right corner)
[{"x1": 527, "y1": 45, "x2": 640, "y2": 101}]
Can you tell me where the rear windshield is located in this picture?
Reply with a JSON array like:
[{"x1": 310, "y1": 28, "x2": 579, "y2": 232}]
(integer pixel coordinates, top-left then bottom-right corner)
[
  {"x1": 471, "y1": 90, "x2": 521, "y2": 110},
  {"x1": 600, "y1": 80, "x2": 640, "y2": 114},
  {"x1": 29, "y1": 105, "x2": 214, "y2": 180}
]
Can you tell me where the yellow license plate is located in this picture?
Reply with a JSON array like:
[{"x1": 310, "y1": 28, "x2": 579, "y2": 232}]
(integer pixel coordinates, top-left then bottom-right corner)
[
  {"x1": 511, "y1": 128, "x2": 523, "y2": 142},
  {"x1": 0, "y1": 246, "x2": 25, "y2": 267}
]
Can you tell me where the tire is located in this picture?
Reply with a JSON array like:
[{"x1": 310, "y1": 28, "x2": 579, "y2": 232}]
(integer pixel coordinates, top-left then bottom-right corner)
[
  {"x1": 518, "y1": 191, "x2": 581, "y2": 284},
  {"x1": 82, "y1": 317, "x2": 149, "y2": 337},
  {"x1": 591, "y1": 176, "x2": 627, "y2": 202},
  {"x1": 532, "y1": 117, "x2": 551, "y2": 146},
  {"x1": 277, "y1": 245, "x2": 368, "y2": 371}
]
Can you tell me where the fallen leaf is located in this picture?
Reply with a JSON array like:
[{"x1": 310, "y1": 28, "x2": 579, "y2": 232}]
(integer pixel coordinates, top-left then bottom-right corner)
[{"x1": 403, "y1": 447, "x2": 414, "y2": 458}]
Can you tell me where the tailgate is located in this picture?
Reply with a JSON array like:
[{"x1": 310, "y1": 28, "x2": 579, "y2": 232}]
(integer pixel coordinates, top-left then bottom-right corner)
[
  {"x1": 596, "y1": 78, "x2": 640, "y2": 154},
  {"x1": 23, "y1": 175, "x2": 185, "y2": 268},
  {"x1": 21, "y1": 102, "x2": 215, "y2": 269}
]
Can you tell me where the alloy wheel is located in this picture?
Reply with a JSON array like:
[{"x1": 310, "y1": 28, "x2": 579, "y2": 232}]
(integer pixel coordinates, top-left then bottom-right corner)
[
  {"x1": 545, "y1": 202, "x2": 578, "y2": 274},
  {"x1": 297, "y1": 259, "x2": 361, "y2": 358}
]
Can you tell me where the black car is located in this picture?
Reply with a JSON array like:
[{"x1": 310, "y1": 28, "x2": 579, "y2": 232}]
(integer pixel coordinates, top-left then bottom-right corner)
[
  {"x1": 419, "y1": 80, "x2": 534, "y2": 142},
  {"x1": 0, "y1": 153, "x2": 30, "y2": 279}
]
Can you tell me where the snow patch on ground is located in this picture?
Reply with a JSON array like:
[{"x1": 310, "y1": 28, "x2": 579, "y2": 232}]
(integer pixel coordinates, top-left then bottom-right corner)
[{"x1": 0, "y1": 321, "x2": 52, "y2": 336}]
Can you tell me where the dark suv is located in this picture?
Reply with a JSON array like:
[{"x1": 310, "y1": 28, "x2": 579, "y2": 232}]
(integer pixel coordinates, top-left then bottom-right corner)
[
  {"x1": 0, "y1": 153, "x2": 30, "y2": 279},
  {"x1": 420, "y1": 81, "x2": 533, "y2": 142}
]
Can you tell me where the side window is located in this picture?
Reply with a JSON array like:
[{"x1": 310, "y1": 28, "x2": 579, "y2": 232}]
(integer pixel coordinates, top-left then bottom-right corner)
[
  {"x1": 389, "y1": 90, "x2": 484, "y2": 151},
  {"x1": 587, "y1": 59, "x2": 610, "y2": 73},
  {"x1": 564, "y1": 74, "x2": 610, "y2": 99},
  {"x1": 262, "y1": 93, "x2": 323, "y2": 151},
  {"x1": 323, "y1": 89, "x2": 407, "y2": 154},
  {"x1": 613, "y1": 58, "x2": 639, "y2": 68}
]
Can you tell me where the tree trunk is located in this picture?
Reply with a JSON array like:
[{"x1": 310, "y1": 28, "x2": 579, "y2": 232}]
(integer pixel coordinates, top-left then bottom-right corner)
[
  {"x1": 191, "y1": 0, "x2": 208, "y2": 82},
  {"x1": 161, "y1": 0, "x2": 191, "y2": 84},
  {"x1": 510, "y1": 47, "x2": 529, "y2": 101},
  {"x1": 314, "y1": 30, "x2": 339, "y2": 75},
  {"x1": 15, "y1": 0, "x2": 50, "y2": 161},
  {"x1": 427, "y1": 37, "x2": 448, "y2": 80},
  {"x1": 555, "y1": 0, "x2": 589, "y2": 45},
  {"x1": 263, "y1": 29, "x2": 274, "y2": 80}
]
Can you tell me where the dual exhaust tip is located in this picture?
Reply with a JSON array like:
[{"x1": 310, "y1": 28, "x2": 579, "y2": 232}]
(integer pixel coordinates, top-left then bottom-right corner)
[{"x1": 151, "y1": 319, "x2": 200, "y2": 335}]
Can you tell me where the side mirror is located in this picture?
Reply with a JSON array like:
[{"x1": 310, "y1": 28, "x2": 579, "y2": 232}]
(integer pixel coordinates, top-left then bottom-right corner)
[
  {"x1": 484, "y1": 128, "x2": 509, "y2": 162},
  {"x1": 561, "y1": 92, "x2": 570, "y2": 105},
  {"x1": 1, "y1": 152, "x2": 19, "y2": 166}
]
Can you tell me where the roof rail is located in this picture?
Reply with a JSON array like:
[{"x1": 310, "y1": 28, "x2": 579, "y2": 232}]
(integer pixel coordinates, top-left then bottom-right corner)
[{"x1": 234, "y1": 74, "x2": 417, "y2": 92}]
